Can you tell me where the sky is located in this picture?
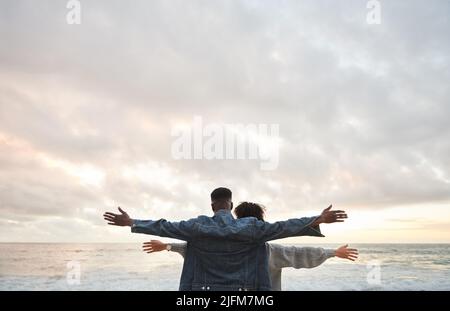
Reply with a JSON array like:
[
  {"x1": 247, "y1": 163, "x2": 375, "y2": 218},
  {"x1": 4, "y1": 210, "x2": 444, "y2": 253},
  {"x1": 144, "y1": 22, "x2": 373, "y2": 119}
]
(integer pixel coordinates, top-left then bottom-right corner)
[{"x1": 0, "y1": 0, "x2": 449, "y2": 243}]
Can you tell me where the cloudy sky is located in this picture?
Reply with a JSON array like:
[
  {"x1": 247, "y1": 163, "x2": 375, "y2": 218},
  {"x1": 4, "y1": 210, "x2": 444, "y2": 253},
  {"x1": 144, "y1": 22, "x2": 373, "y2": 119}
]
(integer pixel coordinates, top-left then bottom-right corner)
[{"x1": 0, "y1": 0, "x2": 449, "y2": 243}]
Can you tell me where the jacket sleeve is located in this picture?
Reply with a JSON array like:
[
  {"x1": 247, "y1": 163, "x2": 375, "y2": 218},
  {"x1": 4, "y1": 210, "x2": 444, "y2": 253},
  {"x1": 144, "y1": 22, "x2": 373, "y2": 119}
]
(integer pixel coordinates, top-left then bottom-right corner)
[
  {"x1": 131, "y1": 218, "x2": 198, "y2": 241},
  {"x1": 255, "y1": 216, "x2": 325, "y2": 242},
  {"x1": 169, "y1": 242, "x2": 187, "y2": 258},
  {"x1": 268, "y1": 243, "x2": 335, "y2": 269}
]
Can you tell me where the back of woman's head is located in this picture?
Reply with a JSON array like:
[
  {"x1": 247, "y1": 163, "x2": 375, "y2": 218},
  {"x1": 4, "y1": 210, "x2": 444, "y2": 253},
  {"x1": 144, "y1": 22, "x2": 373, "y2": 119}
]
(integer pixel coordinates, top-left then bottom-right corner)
[{"x1": 234, "y1": 202, "x2": 266, "y2": 221}]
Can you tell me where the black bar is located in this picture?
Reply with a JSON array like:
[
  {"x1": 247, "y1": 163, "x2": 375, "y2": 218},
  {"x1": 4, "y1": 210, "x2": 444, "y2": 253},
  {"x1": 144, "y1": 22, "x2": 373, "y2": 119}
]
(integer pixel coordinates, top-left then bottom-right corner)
[{"x1": 1, "y1": 291, "x2": 448, "y2": 310}]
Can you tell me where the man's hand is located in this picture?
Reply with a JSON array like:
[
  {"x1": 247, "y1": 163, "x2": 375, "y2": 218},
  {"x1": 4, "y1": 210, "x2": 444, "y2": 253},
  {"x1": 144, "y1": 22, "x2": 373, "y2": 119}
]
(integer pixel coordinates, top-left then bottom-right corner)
[
  {"x1": 103, "y1": 207, "x2": 133, "y2": 227},
  {"x1": 312, "y1": 205, "x2": 347, "y2": 226},
  {"x1": 335, "y1": 244, "x2": 358, "y2": 261},
  {"x1": 142, "y1": 240, "x2": 167, "y2": 253}
]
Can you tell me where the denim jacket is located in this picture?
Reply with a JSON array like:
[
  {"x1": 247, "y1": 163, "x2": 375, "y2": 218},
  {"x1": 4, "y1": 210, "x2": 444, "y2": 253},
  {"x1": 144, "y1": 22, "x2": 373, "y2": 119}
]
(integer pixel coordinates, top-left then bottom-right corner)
[
  {"x1": 131, "y1": 209, "x2": 323, "y2": 291},
  {"x1": 167, "y1": 242, "x2": 335, "y2": 291}
]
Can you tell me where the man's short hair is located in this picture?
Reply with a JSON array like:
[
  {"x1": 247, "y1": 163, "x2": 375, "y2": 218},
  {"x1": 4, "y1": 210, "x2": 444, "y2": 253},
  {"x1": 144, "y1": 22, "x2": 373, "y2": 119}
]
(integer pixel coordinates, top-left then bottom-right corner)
[{"x1": 210, "y1": 187, "x2": 232, "y2": 202}]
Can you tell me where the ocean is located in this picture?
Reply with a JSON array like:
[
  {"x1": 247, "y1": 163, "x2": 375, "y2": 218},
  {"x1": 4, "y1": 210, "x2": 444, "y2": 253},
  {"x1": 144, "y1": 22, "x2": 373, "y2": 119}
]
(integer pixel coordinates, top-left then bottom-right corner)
[{"x1": 0, "y1": 243, "x2": 449, "y2": 291}]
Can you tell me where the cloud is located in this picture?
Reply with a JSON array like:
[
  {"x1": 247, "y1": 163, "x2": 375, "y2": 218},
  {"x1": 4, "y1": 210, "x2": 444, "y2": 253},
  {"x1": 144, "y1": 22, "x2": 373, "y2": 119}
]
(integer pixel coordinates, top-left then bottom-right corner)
[{"x1": 0, "y1": 0, "x2": 449, "y2": 241}]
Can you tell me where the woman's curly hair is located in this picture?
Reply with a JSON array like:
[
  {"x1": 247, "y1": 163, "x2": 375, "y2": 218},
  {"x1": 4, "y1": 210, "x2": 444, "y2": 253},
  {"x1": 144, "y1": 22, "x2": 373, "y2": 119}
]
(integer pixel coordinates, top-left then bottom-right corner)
[{"x1": 234, "y1": 202, "x2": 266, "y2": 221}]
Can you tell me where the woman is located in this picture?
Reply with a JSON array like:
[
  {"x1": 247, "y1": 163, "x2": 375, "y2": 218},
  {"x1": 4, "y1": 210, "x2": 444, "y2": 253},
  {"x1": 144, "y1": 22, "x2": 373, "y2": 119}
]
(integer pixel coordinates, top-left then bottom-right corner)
[{"x1": 143, "y1": 202, "x2": 358, "y2": 291}]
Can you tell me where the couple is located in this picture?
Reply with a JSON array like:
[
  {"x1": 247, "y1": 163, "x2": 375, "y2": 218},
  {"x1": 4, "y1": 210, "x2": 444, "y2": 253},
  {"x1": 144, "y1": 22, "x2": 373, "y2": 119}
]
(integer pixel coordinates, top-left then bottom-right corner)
[{"x1": 103, "y1": 187, "x2": 358, "y2": 291}]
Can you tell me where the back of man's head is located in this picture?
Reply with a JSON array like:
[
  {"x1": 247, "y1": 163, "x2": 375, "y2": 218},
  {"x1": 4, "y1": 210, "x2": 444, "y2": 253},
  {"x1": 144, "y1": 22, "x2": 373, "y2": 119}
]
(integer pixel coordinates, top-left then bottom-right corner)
[{"x1": 210, "y1": 187, "x2": 232, "y2": 212}]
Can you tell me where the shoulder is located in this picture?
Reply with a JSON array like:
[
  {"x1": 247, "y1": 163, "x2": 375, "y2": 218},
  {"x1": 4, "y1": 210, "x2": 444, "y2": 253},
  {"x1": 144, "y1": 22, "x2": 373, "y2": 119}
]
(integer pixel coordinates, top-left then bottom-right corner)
[
  {"x1": 179, "y1": 215, "x2": 211, "y2": 225},
  {"x1": 192, "y1": 215, "x2": 212, "y2": 222}
]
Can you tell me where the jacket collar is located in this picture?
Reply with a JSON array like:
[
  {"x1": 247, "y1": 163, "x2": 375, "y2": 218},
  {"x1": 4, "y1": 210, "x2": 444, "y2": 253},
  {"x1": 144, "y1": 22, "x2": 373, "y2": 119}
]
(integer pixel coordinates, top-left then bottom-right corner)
[{"x1": 214, "y1": 209, "x2": 232, "y2": 216}]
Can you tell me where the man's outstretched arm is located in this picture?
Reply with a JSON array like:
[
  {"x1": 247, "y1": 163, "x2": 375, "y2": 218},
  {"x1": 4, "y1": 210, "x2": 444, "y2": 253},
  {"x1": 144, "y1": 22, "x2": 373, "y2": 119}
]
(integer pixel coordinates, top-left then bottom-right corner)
[
  {"x1": 103, "y1": 207, "x2": 195, "y2": 241},
  {"x1": 257, "y1": 204, "x2": 348, "y2": 242}
]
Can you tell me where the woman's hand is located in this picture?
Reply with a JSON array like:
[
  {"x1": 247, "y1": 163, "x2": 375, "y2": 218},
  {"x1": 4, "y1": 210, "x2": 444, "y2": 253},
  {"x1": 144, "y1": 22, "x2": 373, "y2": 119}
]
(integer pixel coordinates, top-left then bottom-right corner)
[
  {"x1": 142, "y1": 240, "x2": 168, "y2": 253},
  {"x1": 335, "y1": 244, "x2": 358, "y2": 261}
]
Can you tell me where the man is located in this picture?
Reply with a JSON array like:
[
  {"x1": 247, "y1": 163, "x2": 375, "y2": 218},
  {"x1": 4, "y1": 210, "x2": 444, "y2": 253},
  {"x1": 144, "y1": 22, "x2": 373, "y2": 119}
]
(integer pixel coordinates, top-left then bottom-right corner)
[
  {"x1": 142, "y1": 202, "x2": 358, "y2": 290},
  {"x1": 103, "y1": 187, "x2": 348, "y2": 291}
]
